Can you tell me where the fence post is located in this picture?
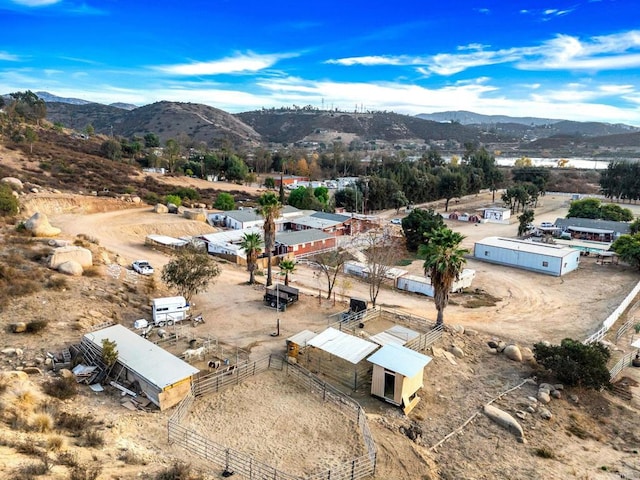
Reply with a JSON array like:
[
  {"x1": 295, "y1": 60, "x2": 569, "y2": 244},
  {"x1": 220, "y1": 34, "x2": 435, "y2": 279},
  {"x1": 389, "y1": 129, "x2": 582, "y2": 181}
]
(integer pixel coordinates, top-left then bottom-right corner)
[{"x1": 351, "y1": 459, "x2": 356, "y2": 479}]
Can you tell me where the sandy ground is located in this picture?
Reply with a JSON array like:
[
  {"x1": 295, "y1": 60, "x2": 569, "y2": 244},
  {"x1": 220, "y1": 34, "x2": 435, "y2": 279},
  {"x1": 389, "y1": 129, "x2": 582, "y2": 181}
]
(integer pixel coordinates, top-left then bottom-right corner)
[{"x1": 2, "y1": 185, "x2": 638, "y2": 480}]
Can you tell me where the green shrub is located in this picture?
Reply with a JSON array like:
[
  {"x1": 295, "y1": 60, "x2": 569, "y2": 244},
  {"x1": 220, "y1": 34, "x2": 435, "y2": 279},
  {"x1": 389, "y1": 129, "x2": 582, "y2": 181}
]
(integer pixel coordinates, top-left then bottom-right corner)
[
  {"x1": 25, "y1": 320, "x2": 48, "y2": 333},
  {"x1": 172, "y1": 187, "x2": 200, "y2": 201},
  {"x1": 533, "y1": 338, "x2": 611, "y2": 389},
  {"x1": 0, "y1": 184, "x2": 19, "y2": 217},
  {"x1": 43, "y1": 377, "x2": 77, "y2": 400},
  {"x1": 165, "y1": 194, "x2": 181, "y2": 207}
]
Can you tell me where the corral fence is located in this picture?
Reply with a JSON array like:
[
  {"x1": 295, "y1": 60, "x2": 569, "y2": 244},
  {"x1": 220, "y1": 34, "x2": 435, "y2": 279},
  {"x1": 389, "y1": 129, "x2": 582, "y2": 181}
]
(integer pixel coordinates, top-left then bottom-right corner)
[
  {"x1": 331, "y1": 306, "x2": 443, "y2": 354},
  {"x1": 609, "y1": 351, "x2": 636, "y2": 382},
  {"x1": 584, "y1": 279, "x2": 640, "y2": 345},
  {"x1": 168, "y1": 354, "x2": 377, "y2": 480}
]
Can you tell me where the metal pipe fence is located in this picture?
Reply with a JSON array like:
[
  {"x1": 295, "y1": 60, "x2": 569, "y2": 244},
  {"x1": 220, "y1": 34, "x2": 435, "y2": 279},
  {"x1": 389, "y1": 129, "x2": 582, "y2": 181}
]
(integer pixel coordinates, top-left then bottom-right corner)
[{"x1": 168, "y1": 354, "x2": 377, "y2": 480}]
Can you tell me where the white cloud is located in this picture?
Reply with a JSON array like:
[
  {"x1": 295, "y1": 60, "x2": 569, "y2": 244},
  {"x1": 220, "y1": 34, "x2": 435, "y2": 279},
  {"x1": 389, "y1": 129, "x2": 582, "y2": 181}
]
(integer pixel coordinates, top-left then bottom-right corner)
[
  {"x1": 326, "y1": 55, "x2": 414, "y2": 66},
  {"x1": 0, "y1": 51, "x2": 20, "y2": 61},
  {"x1": 154, "y1": 52, "x2": 296, "y2": 76},
  {"x1": 10, "y1": 0, "x2": 60, "y2": 6}
]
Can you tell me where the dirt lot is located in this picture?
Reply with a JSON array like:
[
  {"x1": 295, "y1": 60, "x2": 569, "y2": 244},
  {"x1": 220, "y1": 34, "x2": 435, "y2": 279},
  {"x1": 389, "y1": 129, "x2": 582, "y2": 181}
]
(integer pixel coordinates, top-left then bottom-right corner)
[{"x1": 1, "y1": 178, "x2": 640, "y2": 479}]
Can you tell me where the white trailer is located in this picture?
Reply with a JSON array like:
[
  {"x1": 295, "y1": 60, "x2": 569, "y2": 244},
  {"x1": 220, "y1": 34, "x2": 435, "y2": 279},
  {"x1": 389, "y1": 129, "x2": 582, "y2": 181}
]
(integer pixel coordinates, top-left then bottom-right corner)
[
  {"x1": 396, "y1": 269, "x2": 476, "y2": 297},
  {"x1": 151, "y1": 296, "x2": 190, "y2": 326}
]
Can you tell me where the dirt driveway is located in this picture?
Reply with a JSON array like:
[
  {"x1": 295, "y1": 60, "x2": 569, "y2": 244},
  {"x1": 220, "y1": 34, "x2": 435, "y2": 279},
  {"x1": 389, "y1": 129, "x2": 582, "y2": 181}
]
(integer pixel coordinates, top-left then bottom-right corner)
[{"x1": 48, "y1": 191, "x2": 640, "y2": 352}]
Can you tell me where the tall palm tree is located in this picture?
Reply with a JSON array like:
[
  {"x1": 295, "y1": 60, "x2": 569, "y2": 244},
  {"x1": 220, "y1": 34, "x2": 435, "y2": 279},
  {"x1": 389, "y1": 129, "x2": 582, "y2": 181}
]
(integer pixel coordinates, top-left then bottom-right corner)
[
  {"x1": 257, "y1": 192, "x2": 282, "y2": 286},
  {"x1": 419, "y1": 227, "x2": 469, "y2": 326},
  {"x1": 279, "y1": 259, "x2": 296, "y2": 286},
  {"x1": 240, "y1": 232, "x2": 263, "y2": 284}
]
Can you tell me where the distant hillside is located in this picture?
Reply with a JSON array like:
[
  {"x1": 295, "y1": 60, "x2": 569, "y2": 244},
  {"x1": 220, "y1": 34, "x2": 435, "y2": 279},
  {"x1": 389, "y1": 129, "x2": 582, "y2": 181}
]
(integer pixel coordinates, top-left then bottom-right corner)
[
  {"x1": 236, "y1": 109, "x2": 509, "y2": 144},
  {"x1": 35, "y1": 91, "x2": 93, "y2": 106},
  {"x1": 418, "y1": 110, "x2": 639, "y2": 138},
  {"x1": 45, "y1": 101, "x2": 262, "y2": 148}
]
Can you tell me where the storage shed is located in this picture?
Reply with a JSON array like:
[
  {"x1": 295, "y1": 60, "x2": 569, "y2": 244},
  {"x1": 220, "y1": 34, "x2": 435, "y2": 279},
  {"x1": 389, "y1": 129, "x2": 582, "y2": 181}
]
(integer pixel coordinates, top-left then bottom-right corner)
[
  {"x1": 367, "y1": 343, "x2": 432, "y2": 414},
  {"x1": 396, "y1": 269, "x2": 475, "y2": 297},
  {"x1": 82, "y1": 325, "x2": 199, "y2": 411},
  {"x1": 482, "y1": 206, "x2": 511, "y2": 223},
  {"x1": 305, "y1": 327, "x2": 379, "y2": 389},
  {"x1": 474, "y1": 237, "x2": 580, "y2": 276}
]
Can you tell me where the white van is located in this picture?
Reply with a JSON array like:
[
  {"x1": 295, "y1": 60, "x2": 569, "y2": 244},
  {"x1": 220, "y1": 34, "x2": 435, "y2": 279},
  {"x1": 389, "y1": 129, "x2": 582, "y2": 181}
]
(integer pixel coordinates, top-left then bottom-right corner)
[{"x1": 151, "y1": 296, "x2": 190, "y2": 326}]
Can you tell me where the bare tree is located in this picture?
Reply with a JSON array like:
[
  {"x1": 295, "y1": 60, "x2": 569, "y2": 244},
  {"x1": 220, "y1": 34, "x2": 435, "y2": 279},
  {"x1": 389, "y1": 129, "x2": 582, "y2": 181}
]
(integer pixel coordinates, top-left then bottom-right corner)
[
  {"x1": 309, "y1": 249, "x2": 352, "y2": 299},
  {"x1": 362, "y1": 228, "x2": 402, "y2": 307}
]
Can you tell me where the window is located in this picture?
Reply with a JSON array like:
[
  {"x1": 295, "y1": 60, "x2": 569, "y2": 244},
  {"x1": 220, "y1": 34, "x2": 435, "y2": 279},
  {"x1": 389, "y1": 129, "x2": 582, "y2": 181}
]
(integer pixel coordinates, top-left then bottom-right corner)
[
  {"x1": 484, "y1": 251, "x2": 490, "y2": 257},
  {"x1": 542, "y1": 261, "x2": 549, "y2": 267}
]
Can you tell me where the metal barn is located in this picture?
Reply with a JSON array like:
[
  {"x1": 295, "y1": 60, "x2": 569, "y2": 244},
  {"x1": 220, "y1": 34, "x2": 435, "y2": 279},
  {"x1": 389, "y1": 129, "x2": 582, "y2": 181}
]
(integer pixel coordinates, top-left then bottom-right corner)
[
  {"x1": 83, "y1": 325, "x2": 199, "y2": 410},
  {"x1": 474, "y1": 237, "x2": 580, "y2": 276},
  {"x1": 367, "y1": 343, "x2": 432, "y2": 415}
]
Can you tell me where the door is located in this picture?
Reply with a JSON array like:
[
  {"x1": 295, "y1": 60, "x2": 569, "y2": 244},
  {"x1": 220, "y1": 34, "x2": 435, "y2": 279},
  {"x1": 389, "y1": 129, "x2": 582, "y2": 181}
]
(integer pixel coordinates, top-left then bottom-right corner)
[{"x1": 384, "y1": 370, "x2": 395, "y2": 399}]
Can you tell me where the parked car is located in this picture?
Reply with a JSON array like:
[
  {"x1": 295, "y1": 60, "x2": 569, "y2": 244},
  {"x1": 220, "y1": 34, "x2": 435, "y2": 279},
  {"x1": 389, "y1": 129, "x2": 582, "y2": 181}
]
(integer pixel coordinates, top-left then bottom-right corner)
[
  {"x1": 390, "y1": 218, "x2": 402, "y2": 225},
  {"x1": 132, "y1": 260, "x2": 154, "y2": 275},
  {"x1": 540, "y1": 222, "x2": 555, "y2": 228}
]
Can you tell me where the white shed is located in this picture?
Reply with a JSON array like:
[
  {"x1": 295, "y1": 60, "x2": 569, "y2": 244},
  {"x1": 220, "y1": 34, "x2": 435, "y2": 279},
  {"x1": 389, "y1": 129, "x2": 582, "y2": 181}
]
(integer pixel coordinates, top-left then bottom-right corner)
[
  {"x1": 367, "y1": 343, "x2": 432, "y2": 414},
  {"x1": 396, "y1": 269, "x2": 475, "y2": 297},
  {"x1": 483, "y1": 207, "x2": 511, "y2": 223},
  {"x1": 474, "y1": 237, "x2": 580, "y2": 276}
]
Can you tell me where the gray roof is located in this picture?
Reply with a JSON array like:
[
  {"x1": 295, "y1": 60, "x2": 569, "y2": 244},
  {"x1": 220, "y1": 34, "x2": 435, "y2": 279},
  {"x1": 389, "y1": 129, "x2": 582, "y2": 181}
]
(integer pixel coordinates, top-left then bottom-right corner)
[
  {"x1": 84, "y1": 325, "x2": 199, "y2": 389},
  {"x1": 555, "y1": 217, "x2": 631, "y2": 234},
  {"x1": 276, "y1": 229, "x2": 333, "y2": 245},
  {"x1": 224, "y1": 209, "x2": 263, "y2": 223},
  {"x1": 475, "y1": 237, "x2": 579, "y2": 258},
  {"x1": 308, "y1": 327, "x2": 379, "y2": 364},
  {"x1": 292, "y1": 212, "x2": 351, "y2": 230},
  {"x1": 367, "y1": 343, "x2": 432, "y2": 378}
]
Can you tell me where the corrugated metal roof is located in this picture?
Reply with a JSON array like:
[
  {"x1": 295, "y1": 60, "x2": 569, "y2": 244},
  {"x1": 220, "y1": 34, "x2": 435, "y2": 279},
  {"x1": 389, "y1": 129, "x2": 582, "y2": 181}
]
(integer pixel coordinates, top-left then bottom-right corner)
[
  {"x1": 555, "y1": 217, "x2": 630, "y2": 234},
  {"x1": 475, "y1": 237, "x2": 578, "y2": 258},
  {"x1": 84, "y1": 325, "x2": 199, "y2": 389},
  {"x1": 146, "y1": 234, "x2": 188, "y2": 247},
  {"x1": 307, "y1": 327, "x2": 379, "y2": 364},
  {"x1": 287, "y1": 330, "x2": 317, "y2": 346},
  {"x1": 370, "y1": 326, "x2": 420, "y2": 346},
  {"x1": 276, "y1": 229, "x2": 332, "y2": 245},
  {"x1": 224, "y1": 209, "x2": 263, "y2": 223},
  {"x1": 367, "y1": 344, "x2": 432, "y2": 377},
  {"x1": 631, "y1": 338, "x2": 640, "y2": 349},
  {"x1": 310, "y1": 211, "x2": 352, "y2": 222}
]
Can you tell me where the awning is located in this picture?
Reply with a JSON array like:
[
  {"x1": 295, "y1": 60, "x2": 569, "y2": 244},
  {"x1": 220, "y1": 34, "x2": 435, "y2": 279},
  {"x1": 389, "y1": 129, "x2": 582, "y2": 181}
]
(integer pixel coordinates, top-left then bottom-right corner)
[{"x1": 568, "y1": 226, "x2": 614, "y2": 234}]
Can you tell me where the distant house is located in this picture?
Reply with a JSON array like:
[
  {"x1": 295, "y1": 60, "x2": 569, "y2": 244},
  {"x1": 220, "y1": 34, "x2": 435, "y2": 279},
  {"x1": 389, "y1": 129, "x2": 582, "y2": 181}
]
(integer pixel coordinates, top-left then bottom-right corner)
[
  {"x1": 208, "y1": 205, "x2": 302, "y2": 231},
  {"x1": 554, "y1": 217, "x2": 631, "y2": 243},
  {"x1": 274, "y1": 175, "x2": 309, "y2": 187},
  {"x1": 82, "y1": 325, "x2": 199, "y2": 411},
  {"x1": 274, "y1": 229, "x2": 337, "y2": 257},
  {"x1": 474, "y1": 236, "x2": 580, "y2": 276},
  {"x1": 290, "y1": 211, "x2": 353, "y2": 236}
]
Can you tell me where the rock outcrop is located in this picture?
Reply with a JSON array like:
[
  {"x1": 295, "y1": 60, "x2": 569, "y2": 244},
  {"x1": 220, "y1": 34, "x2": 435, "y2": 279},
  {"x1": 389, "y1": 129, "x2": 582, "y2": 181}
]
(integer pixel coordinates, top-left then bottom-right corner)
[{"x1": 24, "y1": 212, "x2": 61, "y2": 237}]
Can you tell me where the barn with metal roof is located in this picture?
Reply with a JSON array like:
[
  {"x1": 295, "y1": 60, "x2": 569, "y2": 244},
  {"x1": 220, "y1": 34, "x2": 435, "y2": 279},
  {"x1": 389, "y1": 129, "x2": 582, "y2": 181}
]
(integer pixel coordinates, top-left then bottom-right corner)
[
  {"x1": 82, "y1": 324, "x2": 199, "y2": 410},
  {"x1": 474, "y1": 236, "x2": 580, "y2": 276}
]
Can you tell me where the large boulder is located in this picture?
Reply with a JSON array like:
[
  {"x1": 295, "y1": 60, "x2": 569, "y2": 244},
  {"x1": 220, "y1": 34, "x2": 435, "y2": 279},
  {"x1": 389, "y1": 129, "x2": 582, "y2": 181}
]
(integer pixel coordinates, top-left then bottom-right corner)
[
  {"x1": 1, "y1": 177, "x2": 23, "y2": 190},
  {"x1": 503, "y1": 344, "x2": 523, "y2": 362},
  {"x1": 49, "y1": 245, "x2": 93, "y2": 269},
  {"x1": 58, "y1": 260, "x2": 83, "y2": 276},
  {"x1": 154, "y1": 203, "x2": 169, "y2": 214},
  {"x1": 483, "y1": 404, "x2": 525, "y2": 442},
  {"x1": 183, "y1": 209, "x2": 207, "y2": 222},
  {"x1": 24, "y1": 212, "x2": 61, "y2": 237}
]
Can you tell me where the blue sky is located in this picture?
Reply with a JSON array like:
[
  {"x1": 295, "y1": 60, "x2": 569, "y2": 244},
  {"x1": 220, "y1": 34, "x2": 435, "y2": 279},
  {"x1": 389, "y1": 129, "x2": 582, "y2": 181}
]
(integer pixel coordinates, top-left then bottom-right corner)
[{"x1": 1, "y1": 0, "x2": 640, "y2": 125}]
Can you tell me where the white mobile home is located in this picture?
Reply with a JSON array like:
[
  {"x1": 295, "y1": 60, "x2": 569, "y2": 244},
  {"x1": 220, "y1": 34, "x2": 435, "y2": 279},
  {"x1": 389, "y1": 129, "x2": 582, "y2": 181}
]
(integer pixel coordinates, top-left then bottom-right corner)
[
  {"x1": 474, "y1": 237, "x2": 580, "y2": 276},
  {"x1": 396, "y1": 269, "x2": 475, "y2": 297}
]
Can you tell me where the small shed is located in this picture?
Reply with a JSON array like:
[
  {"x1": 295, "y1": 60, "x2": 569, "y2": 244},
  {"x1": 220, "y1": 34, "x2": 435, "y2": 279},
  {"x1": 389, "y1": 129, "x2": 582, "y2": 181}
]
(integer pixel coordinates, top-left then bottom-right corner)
[
  {"x1": 396, "y1": 269, "x2": 475, "y2": 297},
  {"x1": 482, "y1": 206, "x2": 511, "y2": 223},
  {"x1": 286, "y1": 330, "x2": 317, "y2": 359},
  {"x1": 367, "y1": 343, "x2": 433, "y2": 414},
  {"x1": 474, "y1": 237, "x2": 580, "y2": 276},
  {"x1": 305, "y1": 327, "x2": 379, "y2": 389},
  {"x1": 82, "y1": 325, "x2": 199, "y2": 411}
]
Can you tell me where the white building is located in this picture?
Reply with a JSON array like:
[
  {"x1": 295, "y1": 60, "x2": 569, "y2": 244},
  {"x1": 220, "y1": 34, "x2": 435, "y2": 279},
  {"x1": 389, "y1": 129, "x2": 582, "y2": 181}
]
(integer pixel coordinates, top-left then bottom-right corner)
[
  {"x1": 474, "y1": 237, "x2": 580, "y2": 276},
  {"x1": 396, "y1": 269, "x2": 475, "y2": 297}
]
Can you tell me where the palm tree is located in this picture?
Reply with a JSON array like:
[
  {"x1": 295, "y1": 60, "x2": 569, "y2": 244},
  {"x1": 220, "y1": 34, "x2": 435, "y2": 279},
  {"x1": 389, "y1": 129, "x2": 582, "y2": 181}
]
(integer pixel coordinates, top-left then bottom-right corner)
[
  {"x1": 419, "y1": 227, "x2": 469, "y2": 326},
  {"x1": 257, "y1": 192, "x2": 282, "y2": 286},
  {"x1": 279, "y1": 259, "x2": 296, "y2": 286},
  {"x1": 240, "y1": 232, "x2": 263, "y2": 284}
]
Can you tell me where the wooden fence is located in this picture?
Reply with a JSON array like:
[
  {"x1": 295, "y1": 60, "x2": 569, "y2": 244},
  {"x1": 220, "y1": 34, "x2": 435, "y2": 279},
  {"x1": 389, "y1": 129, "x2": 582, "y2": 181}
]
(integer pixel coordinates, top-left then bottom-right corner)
[{"x1": 168, "y1": 355, "x2": 377, "y2": 480}]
